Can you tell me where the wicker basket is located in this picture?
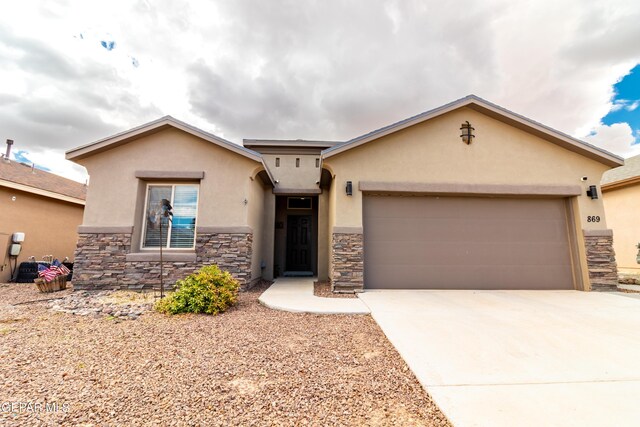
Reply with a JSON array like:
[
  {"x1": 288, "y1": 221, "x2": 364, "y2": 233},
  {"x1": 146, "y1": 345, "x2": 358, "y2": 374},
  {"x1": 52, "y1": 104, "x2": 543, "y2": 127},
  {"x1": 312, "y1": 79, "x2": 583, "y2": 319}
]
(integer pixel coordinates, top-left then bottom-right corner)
[{"x1": 34, "y1": 275, "x2": 68, "y2": 293}]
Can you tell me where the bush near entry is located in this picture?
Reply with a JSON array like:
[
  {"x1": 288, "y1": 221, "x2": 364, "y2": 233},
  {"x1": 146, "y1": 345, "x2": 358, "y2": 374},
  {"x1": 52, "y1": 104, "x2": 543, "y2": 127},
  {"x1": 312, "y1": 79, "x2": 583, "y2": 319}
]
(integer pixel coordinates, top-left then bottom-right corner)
[{"x1": 155, "y1": 265, "x2": 239, "y2": 315}]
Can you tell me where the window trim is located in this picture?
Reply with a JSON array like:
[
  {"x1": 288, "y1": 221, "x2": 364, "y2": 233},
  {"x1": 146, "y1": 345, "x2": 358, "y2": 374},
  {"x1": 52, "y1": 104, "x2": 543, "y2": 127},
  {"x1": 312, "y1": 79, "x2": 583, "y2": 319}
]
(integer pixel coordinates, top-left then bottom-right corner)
[{"x1": 140, "y1": 182, "x2": 200, "y2": 251}]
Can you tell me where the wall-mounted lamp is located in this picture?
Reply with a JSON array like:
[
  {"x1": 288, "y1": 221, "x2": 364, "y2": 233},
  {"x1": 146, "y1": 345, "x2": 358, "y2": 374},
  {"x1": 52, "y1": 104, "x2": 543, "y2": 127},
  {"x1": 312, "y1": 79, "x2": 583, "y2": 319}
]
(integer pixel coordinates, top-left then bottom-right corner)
[
  {"x1": 586, "y1": 185, "x2": 598, "y2": 200},
  {"x1": 346, "y1": 181, "x2": 353, "y2": 196},
  {"x1": 460, "y1": 121, "x2": 475, "y2": 145}
]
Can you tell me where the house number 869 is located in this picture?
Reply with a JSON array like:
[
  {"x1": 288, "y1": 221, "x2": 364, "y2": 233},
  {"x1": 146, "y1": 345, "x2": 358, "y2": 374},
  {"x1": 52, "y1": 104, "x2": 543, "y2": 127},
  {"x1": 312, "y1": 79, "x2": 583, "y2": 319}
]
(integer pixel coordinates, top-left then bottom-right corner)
[{"x1": 587, "y1": 216, "x2": 601, "y2": 223}]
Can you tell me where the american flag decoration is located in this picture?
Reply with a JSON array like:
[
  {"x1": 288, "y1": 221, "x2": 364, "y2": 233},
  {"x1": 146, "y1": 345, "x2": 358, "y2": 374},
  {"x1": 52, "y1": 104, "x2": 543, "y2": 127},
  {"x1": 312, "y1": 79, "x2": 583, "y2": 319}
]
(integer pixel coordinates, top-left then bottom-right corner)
[
  {"x1": 52, "y1": 259, "x2": 70, "y2": 275},
  {"x1": 38, "y1": 263, "x2": 58, "y2": 282}
]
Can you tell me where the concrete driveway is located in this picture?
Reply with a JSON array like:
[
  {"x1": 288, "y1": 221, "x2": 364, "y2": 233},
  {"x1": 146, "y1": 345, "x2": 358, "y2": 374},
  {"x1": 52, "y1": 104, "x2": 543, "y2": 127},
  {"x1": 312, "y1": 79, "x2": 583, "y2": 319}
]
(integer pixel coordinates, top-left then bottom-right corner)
[{"x1": 358, "y1": 290, "x2": 640, "y2": 427}]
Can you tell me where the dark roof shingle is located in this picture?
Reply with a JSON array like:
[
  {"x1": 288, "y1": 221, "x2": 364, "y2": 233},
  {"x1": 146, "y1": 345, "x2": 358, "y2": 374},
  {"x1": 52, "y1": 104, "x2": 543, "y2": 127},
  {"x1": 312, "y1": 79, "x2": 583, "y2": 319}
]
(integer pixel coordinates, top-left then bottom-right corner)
[{"x1": 0, "y1": 160, "x2": 86, "y2": 201}]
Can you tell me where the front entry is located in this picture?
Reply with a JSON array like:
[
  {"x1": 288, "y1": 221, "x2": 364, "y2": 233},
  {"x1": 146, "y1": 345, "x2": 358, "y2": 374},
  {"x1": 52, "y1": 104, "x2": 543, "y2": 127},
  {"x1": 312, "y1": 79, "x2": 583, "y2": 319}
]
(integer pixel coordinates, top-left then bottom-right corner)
[{"x1": 286, "y1": 215, "x2": 312, "y2": 272}]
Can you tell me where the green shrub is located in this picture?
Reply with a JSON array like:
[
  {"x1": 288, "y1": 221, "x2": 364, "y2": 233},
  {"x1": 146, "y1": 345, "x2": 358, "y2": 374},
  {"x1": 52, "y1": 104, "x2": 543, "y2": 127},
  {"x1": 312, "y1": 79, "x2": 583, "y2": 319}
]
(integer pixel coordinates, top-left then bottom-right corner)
[{"x1": 155, "y1": 265, "x2": 240, "y2": 315}]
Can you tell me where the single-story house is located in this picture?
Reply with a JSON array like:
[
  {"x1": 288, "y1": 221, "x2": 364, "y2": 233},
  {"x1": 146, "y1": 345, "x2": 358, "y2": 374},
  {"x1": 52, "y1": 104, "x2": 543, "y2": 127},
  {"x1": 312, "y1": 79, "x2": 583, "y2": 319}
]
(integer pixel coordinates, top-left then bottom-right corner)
[
  {"x1": 1, "y1": 141, "x2": 86, "y2": 282},
  {"x1": 602, "y1": 154, "x2": 640, "y2": 275},
  {"x1": 66, "y1": 95, "x2": 622, "y2": 292}
]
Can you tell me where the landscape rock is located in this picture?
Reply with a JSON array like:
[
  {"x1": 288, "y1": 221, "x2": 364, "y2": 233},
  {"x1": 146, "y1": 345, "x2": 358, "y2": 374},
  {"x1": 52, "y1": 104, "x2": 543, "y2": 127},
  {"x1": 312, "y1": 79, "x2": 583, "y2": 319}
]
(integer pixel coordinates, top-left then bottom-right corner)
[{"x1": 46, "y1": 290, "x2": 154, "y2": 320}]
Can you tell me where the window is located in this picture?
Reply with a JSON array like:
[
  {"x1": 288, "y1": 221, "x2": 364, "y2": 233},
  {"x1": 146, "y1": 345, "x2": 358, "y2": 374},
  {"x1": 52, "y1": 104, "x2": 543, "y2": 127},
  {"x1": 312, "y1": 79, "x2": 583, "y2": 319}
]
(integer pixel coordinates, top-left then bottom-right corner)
[
  {"x1": 296, "y1": 158, "x2": 300, "y2": 167},
  {"x1": 315, "y1": 158, "x2": 320, "y2": 168},
  {"x1": 275, "y1": 157, "x2": 280, "y2": 167},
  {"x1": 287, "y1": 197, "x2": 312, "y2": 209},
  {"x1": 142, "y1": 184, "x2": 199, "y2": 249}
]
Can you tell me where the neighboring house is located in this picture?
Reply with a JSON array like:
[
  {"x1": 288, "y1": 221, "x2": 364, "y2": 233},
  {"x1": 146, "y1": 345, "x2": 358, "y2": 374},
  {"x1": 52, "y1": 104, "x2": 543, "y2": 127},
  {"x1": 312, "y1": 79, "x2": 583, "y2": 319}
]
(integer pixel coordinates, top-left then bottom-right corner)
[
  {"x1": 66, "y1": 95, "x2": 623, "y2": 292},
  {"x1": 601, "y1": 154, "x2": 640, "y2": 275},
  {"x1": 0, "y1": 142, "x2": 86, "y2": 282}
]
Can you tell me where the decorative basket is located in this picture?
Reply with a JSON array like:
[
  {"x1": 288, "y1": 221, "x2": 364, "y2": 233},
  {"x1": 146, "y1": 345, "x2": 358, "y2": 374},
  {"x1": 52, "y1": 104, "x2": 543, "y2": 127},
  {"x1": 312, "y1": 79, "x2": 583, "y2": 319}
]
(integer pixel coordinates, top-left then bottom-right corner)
[{"x1": 34, "y1": 275, "x2": 68, "y2": 293}]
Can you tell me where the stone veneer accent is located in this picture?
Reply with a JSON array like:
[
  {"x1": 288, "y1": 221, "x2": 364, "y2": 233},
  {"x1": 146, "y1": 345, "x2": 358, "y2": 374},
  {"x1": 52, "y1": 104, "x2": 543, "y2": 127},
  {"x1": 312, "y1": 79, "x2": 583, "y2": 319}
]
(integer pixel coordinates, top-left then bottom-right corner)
[
  {"x1": 584, "y1": 230, "x2": 618, "y2": 291},
  {"x1": 73, "y1": 232, "x2": 253, "y2": 291},
  {"x1": 330, "y1": 232, "x2": 364, "y2": 293}
]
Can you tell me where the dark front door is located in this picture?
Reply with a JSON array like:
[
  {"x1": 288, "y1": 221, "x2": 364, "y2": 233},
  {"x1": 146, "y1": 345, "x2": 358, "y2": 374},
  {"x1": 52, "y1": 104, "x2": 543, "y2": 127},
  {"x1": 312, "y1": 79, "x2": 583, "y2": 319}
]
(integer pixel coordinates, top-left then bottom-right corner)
[{"x1": 286, "y1": 215, "x2": 312, "y2": 271}]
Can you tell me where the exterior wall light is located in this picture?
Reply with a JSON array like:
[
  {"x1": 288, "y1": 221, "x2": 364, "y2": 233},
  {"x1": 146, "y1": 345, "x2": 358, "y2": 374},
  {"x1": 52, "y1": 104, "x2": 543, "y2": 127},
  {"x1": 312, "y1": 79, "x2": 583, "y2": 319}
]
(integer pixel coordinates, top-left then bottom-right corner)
[
  {"x1": 346, "y1": 181, "x2": 353, "y2": 196},
  {"x1": 460, "y1": 121, "x2": 475, "y2": 145},
  {"x1": 586, "y1": 185, "x2": 598, "y2": 200}
]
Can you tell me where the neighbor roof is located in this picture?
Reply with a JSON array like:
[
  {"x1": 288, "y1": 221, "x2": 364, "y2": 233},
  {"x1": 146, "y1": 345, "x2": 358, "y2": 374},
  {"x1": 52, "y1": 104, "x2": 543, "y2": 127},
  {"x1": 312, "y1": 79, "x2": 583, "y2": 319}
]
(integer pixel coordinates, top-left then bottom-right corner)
[
  {"x1": 66, "y1": 116, "x2": 264, "y2": 163},
  {"x1": 601, "y1": 153, "x2": 640, "y2": 190},
  {"x1": 0, "y1": 159, "x2": 86, "y2": 205},
  {"x1": 322, "y1": 95, "x2": 624, "y2": 168}
]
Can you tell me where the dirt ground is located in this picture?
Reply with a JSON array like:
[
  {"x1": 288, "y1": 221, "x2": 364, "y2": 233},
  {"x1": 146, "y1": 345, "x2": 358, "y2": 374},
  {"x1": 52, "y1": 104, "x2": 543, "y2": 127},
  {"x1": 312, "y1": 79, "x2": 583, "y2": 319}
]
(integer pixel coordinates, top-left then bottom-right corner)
[{"x1": 0, "y1": 282, "x2": 450, "y2": 426}]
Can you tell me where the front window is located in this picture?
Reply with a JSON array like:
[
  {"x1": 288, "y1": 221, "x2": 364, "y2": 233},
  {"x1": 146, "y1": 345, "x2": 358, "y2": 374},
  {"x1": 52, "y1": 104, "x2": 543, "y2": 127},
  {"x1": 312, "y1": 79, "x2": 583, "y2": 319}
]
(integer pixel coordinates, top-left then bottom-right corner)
[{"x1": 142, "y1": 184, "x2": 199, "y2": 249}]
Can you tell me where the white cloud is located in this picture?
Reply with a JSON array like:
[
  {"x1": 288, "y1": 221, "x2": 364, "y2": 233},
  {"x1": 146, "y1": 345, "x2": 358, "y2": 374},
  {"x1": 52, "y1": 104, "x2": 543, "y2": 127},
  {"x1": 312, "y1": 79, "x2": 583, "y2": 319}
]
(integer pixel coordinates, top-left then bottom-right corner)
[
  {"x1": 0, "y1": 0, "x2": 639, "y2": 182},
  {"x1": 9, "y1": 148, "x2": 88, "y2": 183},
  {"x1": 583, "y1": 123, "x2": 640, "y2": 158},
  {"x1": 607, "y1": 98, "x2": 640, "y2": 113}
]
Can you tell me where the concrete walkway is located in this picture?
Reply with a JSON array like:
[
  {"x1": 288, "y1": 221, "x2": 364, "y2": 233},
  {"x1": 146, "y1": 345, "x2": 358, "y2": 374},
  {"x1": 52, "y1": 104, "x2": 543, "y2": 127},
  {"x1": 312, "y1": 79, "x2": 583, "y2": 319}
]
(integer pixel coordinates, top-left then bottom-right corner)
[
  {"x1": 359, "y1": 290, "x2": 640, "y2": 427},
  {"x1": 258, "y1": 277, "x2": 370, "y2": 314}
]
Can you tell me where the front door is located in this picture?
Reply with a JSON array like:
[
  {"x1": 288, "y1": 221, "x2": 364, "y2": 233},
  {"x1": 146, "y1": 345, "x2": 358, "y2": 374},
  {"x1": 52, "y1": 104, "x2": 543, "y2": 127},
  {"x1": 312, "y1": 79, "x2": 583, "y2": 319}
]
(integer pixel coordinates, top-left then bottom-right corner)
[{"x1": 286, "y1": 215, "x2": 312, "y2": 271}]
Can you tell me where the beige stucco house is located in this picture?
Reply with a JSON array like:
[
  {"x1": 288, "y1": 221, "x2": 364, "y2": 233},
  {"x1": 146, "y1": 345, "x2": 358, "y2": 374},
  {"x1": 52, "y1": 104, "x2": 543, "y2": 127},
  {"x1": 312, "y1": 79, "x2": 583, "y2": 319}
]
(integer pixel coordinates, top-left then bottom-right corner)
[
  {"x1": 66, "y1": 95, "x2": 622, "y2": 292},
  {"x1": 602, "y1": 154, "x2": 640, "y2": 275},
  {"x1": 1, "y1": 143, "x2": 86, "y2": 282}
]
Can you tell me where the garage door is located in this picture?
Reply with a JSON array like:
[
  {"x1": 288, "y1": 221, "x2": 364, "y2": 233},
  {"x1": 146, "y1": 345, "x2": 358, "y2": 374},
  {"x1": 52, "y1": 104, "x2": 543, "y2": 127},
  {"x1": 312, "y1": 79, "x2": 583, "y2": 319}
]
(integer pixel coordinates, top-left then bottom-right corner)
[{"x1": 363, "y1": 195, "x2": 574, "y2": 290}]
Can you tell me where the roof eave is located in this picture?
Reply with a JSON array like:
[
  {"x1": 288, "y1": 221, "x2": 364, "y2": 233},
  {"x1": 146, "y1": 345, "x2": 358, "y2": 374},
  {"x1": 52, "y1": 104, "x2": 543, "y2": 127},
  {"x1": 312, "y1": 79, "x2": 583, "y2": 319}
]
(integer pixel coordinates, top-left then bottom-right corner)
[
  {"x1": 66, "y1": 116, "x2": 263, "y2": 163},
  {"x1": 259, "y1": 158, "x2": 276, "y2": 187},
  {"x1": 0, "y1": 178, "x2": 86, "y2": 205},
  {"x1": 243, "y1": 139, "x2": 341, "y2": 149},
  {"x1": 602, "y1": 175, "x2": 640, "y2": 192},
  {"x1": 322, "y1": 95, "x2": 624, "y2": 168},
  {"x1": 322, "y1": 96, "x2": 470, "y2": 158},
  {"x1": 466, "y1": 99, "x2": 623, "y2": 168}
]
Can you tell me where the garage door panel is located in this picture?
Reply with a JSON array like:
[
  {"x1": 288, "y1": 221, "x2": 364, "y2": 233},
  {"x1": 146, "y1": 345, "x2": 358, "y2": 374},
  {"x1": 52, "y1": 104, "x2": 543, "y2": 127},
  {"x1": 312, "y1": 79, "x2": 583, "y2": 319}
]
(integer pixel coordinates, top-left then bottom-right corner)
[
  {"x1": 366, "y1": 217, "x2": 569, "y2": 243},
  {"x1": 363, "y1": 195, "x2": 574, "y2": 290},
  {"x1": 366, "y1": 196, "x2": 567, "y2": 220},
  {"x1": 369, "y1": 265, "x2": 573, "y2": 290},
  {"x1": 366, "y1": 241, "x2": 571, "y2": 266}
]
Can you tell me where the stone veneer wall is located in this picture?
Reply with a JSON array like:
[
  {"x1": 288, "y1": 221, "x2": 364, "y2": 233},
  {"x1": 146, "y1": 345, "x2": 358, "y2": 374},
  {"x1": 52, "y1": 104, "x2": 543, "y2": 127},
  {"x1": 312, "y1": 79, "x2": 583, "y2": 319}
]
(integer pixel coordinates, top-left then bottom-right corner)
[
  {"x1": 584, "y1": 230, "x2": 618, "y2": 291},
  {"x1": 73, "y1": 232, "x2": 253, "y2": 291},
  {"x1": 330, "y1": 232, "x2": 364, "y2": 293}
]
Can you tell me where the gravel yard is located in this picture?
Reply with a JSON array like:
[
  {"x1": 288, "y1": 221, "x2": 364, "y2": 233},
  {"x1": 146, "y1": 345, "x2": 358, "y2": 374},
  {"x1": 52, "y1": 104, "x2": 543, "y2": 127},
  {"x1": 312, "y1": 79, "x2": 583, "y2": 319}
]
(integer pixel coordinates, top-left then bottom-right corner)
[{"x1": 0, "y1": 282, "x2": 450, "y2": 426}]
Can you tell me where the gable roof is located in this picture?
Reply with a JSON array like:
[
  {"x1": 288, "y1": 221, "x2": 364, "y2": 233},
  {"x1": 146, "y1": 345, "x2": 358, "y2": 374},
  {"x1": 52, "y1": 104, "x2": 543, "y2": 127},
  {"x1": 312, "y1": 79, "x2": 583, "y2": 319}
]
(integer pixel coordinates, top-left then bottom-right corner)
[
  {"x1": 322, "y1": 95, "x2": 624, "y2": 168},
  {"x1": 0, "y1": 159, "x2": 86, "y2": 205},
  {"x1": 601, "y1": 153, "x2": 640, "y2": 190},
  {"x1": 66, "y1": 116, "x2": 263, "y2": 163}
]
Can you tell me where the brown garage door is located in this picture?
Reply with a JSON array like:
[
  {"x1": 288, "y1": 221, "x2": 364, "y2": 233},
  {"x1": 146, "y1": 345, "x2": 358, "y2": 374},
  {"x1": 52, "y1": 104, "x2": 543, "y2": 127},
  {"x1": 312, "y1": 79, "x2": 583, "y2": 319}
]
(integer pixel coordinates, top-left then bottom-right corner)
[{"x1": 363, "y1": 195, "x2": 574, "y2": 290}]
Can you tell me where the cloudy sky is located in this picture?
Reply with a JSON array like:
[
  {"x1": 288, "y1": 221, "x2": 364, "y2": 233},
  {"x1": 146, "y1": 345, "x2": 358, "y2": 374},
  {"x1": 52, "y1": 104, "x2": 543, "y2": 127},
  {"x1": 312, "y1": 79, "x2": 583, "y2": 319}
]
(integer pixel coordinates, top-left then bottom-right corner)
[{"x1": 1, "y1": 0, "x2": 639, "y2": 182}]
